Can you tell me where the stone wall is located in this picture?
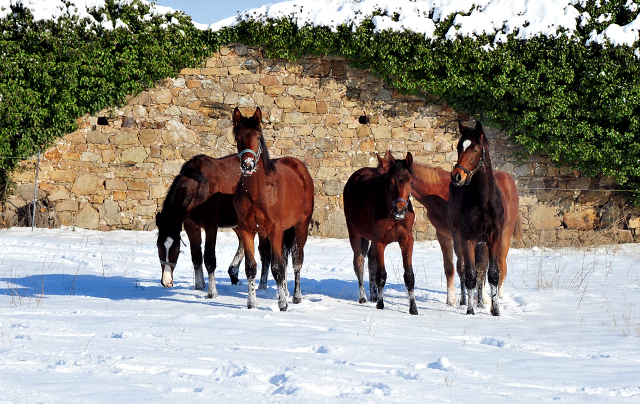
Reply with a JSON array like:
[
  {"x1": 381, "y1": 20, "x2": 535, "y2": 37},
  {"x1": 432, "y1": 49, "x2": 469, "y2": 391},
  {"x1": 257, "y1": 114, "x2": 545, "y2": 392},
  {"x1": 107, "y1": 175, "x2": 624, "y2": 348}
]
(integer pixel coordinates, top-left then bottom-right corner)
[{"x1": 2, "y1": 44, "x2": 637, "y2": 246}]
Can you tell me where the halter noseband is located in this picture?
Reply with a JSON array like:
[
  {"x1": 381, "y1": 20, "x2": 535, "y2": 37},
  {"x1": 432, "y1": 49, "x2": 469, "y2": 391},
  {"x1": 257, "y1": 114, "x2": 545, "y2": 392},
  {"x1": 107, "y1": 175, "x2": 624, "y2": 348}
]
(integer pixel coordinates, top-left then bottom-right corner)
[
  {"x1": 238, "y1": 143, "x2": 262, "y2": 176},
  {"x1": 160, "y1": 260, "x2": 177, "y2": 268},
  {"x1": 454, "y1": 142, "x2": 485, "y2": 186}
]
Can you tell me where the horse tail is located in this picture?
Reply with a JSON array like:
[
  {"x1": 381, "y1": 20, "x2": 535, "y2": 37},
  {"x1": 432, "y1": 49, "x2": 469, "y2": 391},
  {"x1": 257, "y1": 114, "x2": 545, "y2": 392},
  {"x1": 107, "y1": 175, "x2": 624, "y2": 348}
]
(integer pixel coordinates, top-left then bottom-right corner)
[
  {"x1": 512, "y1": 211, "x2": 523, "y2": 243},
  {"x1": 282, "y1": 227, "x2": 297, "y2": 264}
]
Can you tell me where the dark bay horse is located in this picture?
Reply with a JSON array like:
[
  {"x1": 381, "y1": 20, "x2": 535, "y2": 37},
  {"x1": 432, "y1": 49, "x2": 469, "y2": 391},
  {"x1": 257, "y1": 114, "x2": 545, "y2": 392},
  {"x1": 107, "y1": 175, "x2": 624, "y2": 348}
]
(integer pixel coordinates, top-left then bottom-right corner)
[
  {"x1": 379, "y1": 153, "x2": 521, "y2": 307},
  {"x1": 448, "y1": 121, "x2": 520, "y2": 316},
  {"x1": 155, "y1": 154, "x2": 271, "y2": 298},
  {"x1": 232, "y1": 107, "x2": 314, "y2": 311},
  {"x1": 344, "y1": 151, "x2": 418, "y2": 315}
]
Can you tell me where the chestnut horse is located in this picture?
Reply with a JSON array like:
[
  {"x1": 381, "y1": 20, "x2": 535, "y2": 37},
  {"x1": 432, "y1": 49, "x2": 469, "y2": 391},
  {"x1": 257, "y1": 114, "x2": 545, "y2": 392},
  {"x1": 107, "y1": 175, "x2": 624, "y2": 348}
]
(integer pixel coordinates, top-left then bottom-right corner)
[
  {"x1": 448, "y1": 121, "x2": 520, "y2": 316},
  {"x1": 344, "y1": 151, "x2": 418, "y2": 315},
  {"x1": 232, "y1": 107, "x2": 314, "y2": 311},
  {"x1": 155, "y1": 154, "x2": 271, "y2": 298},
  {"x1": 379, "y1": 153, "x2": 520, "y2": 307}
]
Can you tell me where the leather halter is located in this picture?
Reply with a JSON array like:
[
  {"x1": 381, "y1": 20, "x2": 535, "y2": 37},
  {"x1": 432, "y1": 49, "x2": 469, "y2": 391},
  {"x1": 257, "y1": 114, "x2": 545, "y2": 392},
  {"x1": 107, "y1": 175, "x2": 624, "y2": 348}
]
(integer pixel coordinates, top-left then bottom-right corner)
[
  {"x1": 238, "y1": 143, "x2": 262, "y2": 176},
  {"x1": 454, "y1": 142, "x2": 485, "y2": 186},
  {"x1": 160, "y1": 260, "x2": 176, "y2": 268}
]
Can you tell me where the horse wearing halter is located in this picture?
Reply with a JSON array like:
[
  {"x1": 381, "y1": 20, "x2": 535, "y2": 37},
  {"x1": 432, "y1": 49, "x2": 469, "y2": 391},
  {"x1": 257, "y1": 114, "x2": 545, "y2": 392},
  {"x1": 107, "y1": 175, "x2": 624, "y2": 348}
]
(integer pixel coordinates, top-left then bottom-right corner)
[
  {"x1": 238, "y1": 143, "x2": 262, "y2": 176},
  {"x1": 454, "y1": 140, "x2": 486, "y2": 186}
]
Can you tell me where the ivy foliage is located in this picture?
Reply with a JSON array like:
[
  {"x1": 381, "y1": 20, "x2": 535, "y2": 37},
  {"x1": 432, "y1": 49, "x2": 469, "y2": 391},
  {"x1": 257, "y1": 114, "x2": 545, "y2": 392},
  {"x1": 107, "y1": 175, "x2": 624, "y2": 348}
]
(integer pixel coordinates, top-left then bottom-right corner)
[
  {"x1": 1, "y1": 0, "x2": 640, "y2": 199},
  {"x1": 228, "y1": 1, "x2": 640, "y2": 197},
  {"x1": 0, "y1": 0, "x2": 217, "y2": 181}
]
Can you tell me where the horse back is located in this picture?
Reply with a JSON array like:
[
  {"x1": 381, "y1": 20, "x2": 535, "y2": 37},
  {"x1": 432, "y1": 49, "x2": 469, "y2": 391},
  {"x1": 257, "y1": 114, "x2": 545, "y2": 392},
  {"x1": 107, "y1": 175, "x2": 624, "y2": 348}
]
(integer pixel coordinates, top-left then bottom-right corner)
[{"x1": 198, "y1": 154, "x2": 242, "y2": 195}]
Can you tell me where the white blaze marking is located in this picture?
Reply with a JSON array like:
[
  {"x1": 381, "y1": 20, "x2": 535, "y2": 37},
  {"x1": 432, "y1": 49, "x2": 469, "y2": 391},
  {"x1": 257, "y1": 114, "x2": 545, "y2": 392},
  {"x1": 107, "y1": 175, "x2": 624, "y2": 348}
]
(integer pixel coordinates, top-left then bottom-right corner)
[
  {"x1": 462, "y1": 140, "x2": 471, "y2": 151},
  {"x1": 161, "y1": 237, "x2": 174, "y2": 286}
]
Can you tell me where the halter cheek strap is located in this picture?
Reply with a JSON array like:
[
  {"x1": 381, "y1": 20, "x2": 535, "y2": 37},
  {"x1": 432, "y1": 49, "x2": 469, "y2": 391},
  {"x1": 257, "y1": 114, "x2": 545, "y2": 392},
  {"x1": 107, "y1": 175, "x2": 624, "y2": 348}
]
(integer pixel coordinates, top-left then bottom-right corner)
[{"x1": 454, "y1": 145, "x2": 485, "y2": 185}]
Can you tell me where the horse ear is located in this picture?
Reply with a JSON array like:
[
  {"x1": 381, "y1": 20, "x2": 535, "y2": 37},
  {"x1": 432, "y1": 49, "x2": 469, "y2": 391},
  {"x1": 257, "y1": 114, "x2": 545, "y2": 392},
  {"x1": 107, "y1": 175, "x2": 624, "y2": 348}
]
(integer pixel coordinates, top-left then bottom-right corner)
[
  {"x1": 233, "y1": 107, "x2": 243, "y2": 128},
  {"x1": 387, "y1": 150, "x2": 396, "y2": 166},
  {"x1": 458, "y1": 120, "x2": 467, "y2": 134},
  {"x1": 475, "y1": 121, "x2": 483, "y2": 134},
  {"x1": 253, "y1": 108, "x2": 262, "y2": 125},
  {"x1": 405, "y1": 152, "x2": 413, "y2": 168},
  {"x1": 376, "y1": 153, "x2": 385, "y2": 168}
]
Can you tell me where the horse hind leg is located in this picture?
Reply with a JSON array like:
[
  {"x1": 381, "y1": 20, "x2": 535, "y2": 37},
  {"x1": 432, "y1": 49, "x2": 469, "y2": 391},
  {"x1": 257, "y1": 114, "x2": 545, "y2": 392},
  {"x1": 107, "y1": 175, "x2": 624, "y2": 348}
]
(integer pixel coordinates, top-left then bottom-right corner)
[
  {"x1": 290, "y1": 224, "x2": 307, "y2": 305},
  {"x1": 203, "y1": 227, "x2": 219, "y2": 299},
  {"x1": 257, "y1": 235, "x2": 271, "y2": 290},
  {"x1": 227, "y1": 229, "x2": 244, "y2": 285},
  {"x1": 348, "y1": 232, "x2": 369, "y2": 304},
  {"x1": 436, "y1": 231, "x2": 456, "y2": 306},
  {"x1": 453, "y1": 239, "x2": 466, "y2": 307},
  {"x1": 367, "y1": 244, "x2": 379, "y2": 302},
  {"x1": 184, "y1": 219, "x2": 206, "y2": 291},
  {"x1": 488, "y1": 251, "x2": 501, "y2": 316}
]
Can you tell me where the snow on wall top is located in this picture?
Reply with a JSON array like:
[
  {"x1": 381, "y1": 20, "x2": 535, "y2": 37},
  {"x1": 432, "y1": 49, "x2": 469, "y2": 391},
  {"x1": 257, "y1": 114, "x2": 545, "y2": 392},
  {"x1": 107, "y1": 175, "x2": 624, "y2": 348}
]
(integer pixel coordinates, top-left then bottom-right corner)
[{"x1": 2, "y1": 0, "x2": 639, "y2": 48}]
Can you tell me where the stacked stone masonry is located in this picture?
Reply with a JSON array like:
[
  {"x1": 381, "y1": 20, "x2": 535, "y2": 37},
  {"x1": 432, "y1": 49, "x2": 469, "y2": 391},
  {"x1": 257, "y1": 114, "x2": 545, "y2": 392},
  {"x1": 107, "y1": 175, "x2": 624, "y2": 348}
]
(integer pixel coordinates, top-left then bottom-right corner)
[{"x1": 3, "y1": 44, "x2": 638, "y2": 246}]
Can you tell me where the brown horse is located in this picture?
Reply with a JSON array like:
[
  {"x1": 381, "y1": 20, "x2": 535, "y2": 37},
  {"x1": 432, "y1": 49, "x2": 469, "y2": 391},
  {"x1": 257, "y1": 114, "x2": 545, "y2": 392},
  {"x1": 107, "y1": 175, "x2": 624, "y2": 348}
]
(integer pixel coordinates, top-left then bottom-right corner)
[
  {"x1": 448, "y1": 121, "x2": 520, "y2": 316},
  {"x1": 155, "y1": 154, "x2": 271, "y2": 298},
  {"x1": 379, "y1": 152, "x2": 520, "y2": 307},
  {"x1": 232, "y1": 107, "x2": 314, "y2": 311},
  {"x1": 344, "y1": 151, "x2": 418, "y2": 315}
]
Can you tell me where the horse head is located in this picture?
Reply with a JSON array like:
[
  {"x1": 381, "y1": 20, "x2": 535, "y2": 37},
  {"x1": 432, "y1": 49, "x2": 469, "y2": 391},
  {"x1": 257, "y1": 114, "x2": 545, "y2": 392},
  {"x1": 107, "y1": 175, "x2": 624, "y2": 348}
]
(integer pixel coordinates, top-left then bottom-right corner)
[
  {"x1": 233, "y1": 107, "x2": 274, "y2": 176},
  {"x1": 452, "y1": 121, "x2": 488, "y2": 187},
  {"x1": 384, "y1": 151, "x2": 414, "y2": 220},
  {"x1": 155, "y1": 211, "x2": 182, "y2": 288}
]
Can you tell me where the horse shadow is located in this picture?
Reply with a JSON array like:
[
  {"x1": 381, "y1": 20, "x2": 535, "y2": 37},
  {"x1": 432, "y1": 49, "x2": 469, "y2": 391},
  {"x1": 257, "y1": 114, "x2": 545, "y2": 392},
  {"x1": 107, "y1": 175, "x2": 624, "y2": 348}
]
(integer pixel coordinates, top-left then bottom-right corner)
[{"x1": 0, "y1": 272, "x2": 448, "y2": 310}]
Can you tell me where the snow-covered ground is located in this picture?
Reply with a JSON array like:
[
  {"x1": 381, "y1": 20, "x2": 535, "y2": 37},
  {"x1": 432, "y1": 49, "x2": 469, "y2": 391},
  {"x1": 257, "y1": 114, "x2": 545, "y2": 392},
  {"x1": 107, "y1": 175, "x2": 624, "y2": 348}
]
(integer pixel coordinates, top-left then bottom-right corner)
[{"x1": 0, "y1": 227, "x2": 638, "y2": 402}]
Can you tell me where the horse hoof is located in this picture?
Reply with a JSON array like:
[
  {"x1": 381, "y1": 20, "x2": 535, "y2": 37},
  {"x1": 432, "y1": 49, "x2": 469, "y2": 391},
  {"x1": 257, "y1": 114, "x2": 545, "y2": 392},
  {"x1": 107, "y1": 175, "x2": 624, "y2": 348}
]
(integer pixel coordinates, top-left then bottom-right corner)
[
  {"x1": 369, "y1": 294, "x2": 378, "y2": 302},
  {"x1": 491, "y1": 306, "x2": 500, "y2": 316},
  {"x1": 466, "y1": 306, "x2": 475, "y2": 315},
  {"x1": 207, "y1": 292, "x2": 218, "y2": 299},
  {"x1": 293, "y1": 296, "x2": 302, "y2": 304},
  {"x1": 376, "y1": 300, "x2": 384, "y2": 310},
  {"x1": 409, "y1": 303, "x2": 418, "y2": 315},
  {"x1": 358, "y1": 297, "x2": 367, "y2": 304},
  {"x1": 195, "y1": 283, "x2": 205, "y2": 291},
  {"x1": 229, "y1": 277, "x2": 239, "y2": 285},
  {"x1": 258, "y1": 283, "x2": 267, "y2": 290}
]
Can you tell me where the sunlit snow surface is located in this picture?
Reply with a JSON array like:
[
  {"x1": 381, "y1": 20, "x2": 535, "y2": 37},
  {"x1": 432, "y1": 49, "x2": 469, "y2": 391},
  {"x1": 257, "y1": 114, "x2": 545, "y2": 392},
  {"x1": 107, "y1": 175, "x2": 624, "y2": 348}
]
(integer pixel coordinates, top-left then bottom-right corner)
[
  {"x1": 2, "y1": 0, "x2": 640, "y2": 47},
  {"x1": 0, "y1": 227, "x2": 639, "y2": 402}
]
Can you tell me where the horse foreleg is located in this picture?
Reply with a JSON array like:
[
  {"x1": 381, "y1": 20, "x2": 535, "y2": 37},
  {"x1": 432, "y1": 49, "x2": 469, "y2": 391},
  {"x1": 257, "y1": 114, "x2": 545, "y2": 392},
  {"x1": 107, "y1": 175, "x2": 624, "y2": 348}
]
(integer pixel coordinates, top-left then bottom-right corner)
[
  {"x1": 257, "y1": 235, "x2": 271, "y2": 290},
  {"x1": 462, "y1": 240, "x2": 478, "y2": 315},
  {"x1": 228, "y1": 228, "x2": 244, "y2": 285},
  {"x1": 436, "y1": 231, "x2": 456, "y2": 306},
  {"x1": 475, "y1": 242, "x2": 489, "y2": 309},
  {"x1": 184, "y1": 219, "x2": 206, "y2": 291},
  {"x1": 498, "y1": 230, "x2": 511, "y2": 299},
  {"x1": 348, "y1": 230, "x2": 368, "y2": 304},
  {"x1": 367, "y1": 244, "x2": 378, "y2": 302},
  {"x1": 488, "y1": 246, "x2": 501, "y2": 316},
  {"x1": 238, "y1": 229, "x2": 258, "y2": 309},
  {"x1": 203, "y1": 226, "x2": 219, "y2": 298},
  {"x1": 400, "y1": 234, "x2": 418, "y2": 315},
  {"x1": 372, "y1": 242, "x2": 387, "y2": 310}
]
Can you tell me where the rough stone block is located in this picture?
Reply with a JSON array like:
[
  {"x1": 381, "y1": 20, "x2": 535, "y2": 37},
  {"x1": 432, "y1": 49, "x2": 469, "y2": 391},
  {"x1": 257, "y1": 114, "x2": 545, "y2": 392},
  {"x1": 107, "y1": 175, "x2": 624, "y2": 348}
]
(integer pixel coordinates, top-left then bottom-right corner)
[
  {"x1": 74, "y1": 205, "x2": 99, "y2": 229},
  {"x1": 55, "y1": 199, "x2": 78, "y2": 212},
  {"x1": 563, "y1": 208, "x2": 599, "y2": 230},
  {"x1": 71, "y1": 174, "x2": 103, "y2": 196},
  {"x1": 120, "y1": 147, "x2": 148, "y2": 164},
  {"x1": 528, "y1": 205, "x2": 561, "y2": 230}
]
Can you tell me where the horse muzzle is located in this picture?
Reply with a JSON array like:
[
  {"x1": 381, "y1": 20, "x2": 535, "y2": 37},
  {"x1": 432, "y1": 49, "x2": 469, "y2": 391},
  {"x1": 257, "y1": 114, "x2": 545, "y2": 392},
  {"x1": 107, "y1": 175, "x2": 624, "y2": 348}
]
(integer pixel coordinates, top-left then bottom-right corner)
[
  {"x1": 240, "y1": 158, "x2": 258, "y2": 176},
  {"x1": 160, "y1": 262, "x2": 175, "y2": 288},
  {"x1": 391, "y1": 197, "x2": 408, "y2": 220}
]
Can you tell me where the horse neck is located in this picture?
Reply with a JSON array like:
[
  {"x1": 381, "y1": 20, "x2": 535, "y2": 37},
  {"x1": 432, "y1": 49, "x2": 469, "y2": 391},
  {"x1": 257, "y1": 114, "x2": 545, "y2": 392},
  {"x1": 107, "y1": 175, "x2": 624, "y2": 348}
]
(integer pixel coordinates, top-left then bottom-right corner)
[
  {"x1": 239, "y1": 164, "x2": 271, "y2": 200},
  {"x1": 471, "y1": 152, "x2": 498, "y2": 207}
]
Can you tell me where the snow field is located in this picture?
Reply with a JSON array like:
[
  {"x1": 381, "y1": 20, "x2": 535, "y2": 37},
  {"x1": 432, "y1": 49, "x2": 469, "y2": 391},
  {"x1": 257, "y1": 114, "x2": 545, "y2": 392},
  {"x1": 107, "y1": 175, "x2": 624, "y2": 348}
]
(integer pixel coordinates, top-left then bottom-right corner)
[{"x1": 0, "y1": 227, "x2": 639, "y2": 402}]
